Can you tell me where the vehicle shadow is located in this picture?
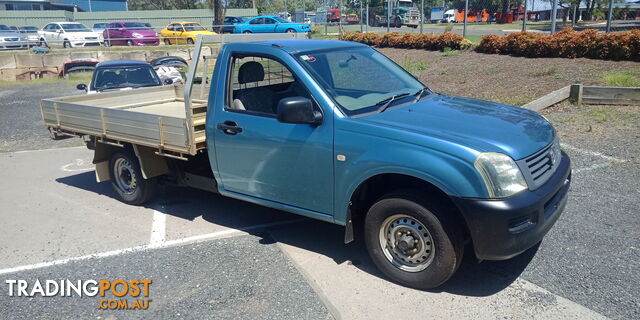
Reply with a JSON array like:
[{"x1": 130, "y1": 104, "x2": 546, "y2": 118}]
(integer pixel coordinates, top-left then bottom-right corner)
[{"x1": 57, "y1": 171, "x2": 538, "y2": 297}]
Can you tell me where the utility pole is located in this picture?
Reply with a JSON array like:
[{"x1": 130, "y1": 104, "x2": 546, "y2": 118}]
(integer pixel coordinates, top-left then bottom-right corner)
[
  {"x1": 606, "y1": 0, "x2": 614, "y2": 33},
  {"x1": 387, "y1": 0, "x2": 391, "y2": 32},
  {"x1": 463, "y1": 0, "x2": 468, "y2": 38},
  {"x1": 360, "y1": 0, "x2": 363, "y2": 32},
  {"x1": 550, "y1": 0, "x2": 558, "y2": 34},
  {"x1": 523, "y1": 0, "x2": 528, "y2": 31},
  {"x1": 420, "y1": 0, "x2": 424, "y2": 34}
]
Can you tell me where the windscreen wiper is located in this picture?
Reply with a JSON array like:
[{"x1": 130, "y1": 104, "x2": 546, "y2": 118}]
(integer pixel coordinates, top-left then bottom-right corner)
[
  {"x1": 412, "y1": 87, "x2": 430, "y2": 103},
  {"x1": 376, "y1": 93, "x2": 411, "y2": 113}
]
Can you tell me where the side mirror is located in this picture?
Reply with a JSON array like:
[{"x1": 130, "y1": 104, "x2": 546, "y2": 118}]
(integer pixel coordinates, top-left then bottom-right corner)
[
  {"x1": 276, "y1": 97, "x2": 322, "y2": 125},
  {"x1": 163, "y1": 78, "x2": 173, "y2": 85},
  {"x1": 76, "y1": 83, "x2": 87, "y2": 91}
]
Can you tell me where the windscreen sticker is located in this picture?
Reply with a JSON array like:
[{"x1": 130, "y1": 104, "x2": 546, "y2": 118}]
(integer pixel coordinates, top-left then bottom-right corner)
[{"x1": 301, "y1": 55, "x2": 316, "y2": 63}]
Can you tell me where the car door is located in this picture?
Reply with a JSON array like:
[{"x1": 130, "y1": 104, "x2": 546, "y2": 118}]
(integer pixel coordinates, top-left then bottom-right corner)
[
  {"x1": 263, "y1": 18, "x2": 278, "y2": 33},
  {"x1": 174, "y1": 24, "x2": 186, "y2": 44},
  {"x1": 43, "y1": 24, "x2": 57, "y2": 44},
  {"x1": 52, "y1": 24, "x2": 64, "y2": 46},
  {"x1": 248, "y1": 18, "x2": 263, "y2": 33},
  {"x1": 211, "y1": 53, "x2": 334, "y2": 215}
]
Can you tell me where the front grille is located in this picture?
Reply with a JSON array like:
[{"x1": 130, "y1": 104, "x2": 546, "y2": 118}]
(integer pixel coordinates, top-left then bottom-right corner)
[
  {"x1": 85, "y1": 37, "x2": 98, "y2": 40},
  {"x1": 517, "y1": 139, "x2": 562, "y2": 190}
]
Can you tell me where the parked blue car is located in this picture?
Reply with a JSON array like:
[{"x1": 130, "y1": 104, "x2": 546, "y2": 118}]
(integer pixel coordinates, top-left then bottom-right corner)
[
  {"x1": 232, "y1": 15, "x2": 311, "y2": 34},
  {"x1": 220, "y1": 16, "x2": 247, "y2": 33}
]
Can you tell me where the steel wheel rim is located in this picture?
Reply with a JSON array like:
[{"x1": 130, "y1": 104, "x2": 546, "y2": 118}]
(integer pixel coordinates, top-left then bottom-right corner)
[
  {"x1": 378, "y1": 214, "x2": 435, "y2": 272},
  {"x1": 113, "y1": 158, "x2": 137, "y2": 195}
]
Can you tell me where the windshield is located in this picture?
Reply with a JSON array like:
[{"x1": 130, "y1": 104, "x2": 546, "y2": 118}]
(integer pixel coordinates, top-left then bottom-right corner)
[
  {"x1": 123, "y1": 22, "x2": 150, "y2": 30},
  {"x1": 296, "y1": 47, "x2": 426, "y2": 115},
  {"x1": 0, "y1": 25, "x2": 10, "y2": 31},
  {"x1": 62, "y1": 24, "x2": 91, "y2": 32},
  {"x1": 92, "y1": 66, "x2": 160, "y2": 91},
  {"x1": 183, "y1": 23, "x2": 206, "y2": 31},
  {"x1": 20, "y1": 26, "x2": 38, "y2": 33},
  {"x1": 273, "y1": 17, "x2": 289, "y2": 23}
]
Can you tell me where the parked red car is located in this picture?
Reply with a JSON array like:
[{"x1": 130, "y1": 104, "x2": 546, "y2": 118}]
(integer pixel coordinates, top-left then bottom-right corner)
[{"x1": 103, "y1": 22, "x2": 159, "y2": 47}]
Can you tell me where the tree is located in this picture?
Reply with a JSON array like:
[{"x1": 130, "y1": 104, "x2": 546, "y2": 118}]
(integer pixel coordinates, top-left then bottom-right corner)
[{"x1": 206, "y1": 0, "x2": 225, "y2": 32}]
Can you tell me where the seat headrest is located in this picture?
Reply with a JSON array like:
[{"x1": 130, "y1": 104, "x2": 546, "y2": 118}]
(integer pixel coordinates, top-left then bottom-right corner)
[{"x1": 238, "y1": 61, "x2": 265, "y2": 84}]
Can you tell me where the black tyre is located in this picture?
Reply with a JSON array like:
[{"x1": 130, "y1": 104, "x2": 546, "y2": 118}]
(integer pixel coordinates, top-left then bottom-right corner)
[
  {"x1": 104, "y1": 40, "x2": 111, "y2": 47},
  {"x1": 164, "y1": 38, "x2": 171, "y2": 45},
  {"x1": 63, "y1": 40, "x2": 71, "y2": 48},
  {"x1": 108, "y1": 150, "x2": 157, "y2": 205},
  {"x1": 187, "y1": 38, "x2": 194, "y2": 44},
  {"x1": 127, "y1": 40, "x2": 134, "y2": 46},
  {"x1": 364, "y1": 190, "x2": 464, "y2": 289},
  {"x1": 243, "y1": 30, "x2": 252, "y2": 34},
  {"x1": 286, "y1": 28, "x2": 296, "y2": 33}
]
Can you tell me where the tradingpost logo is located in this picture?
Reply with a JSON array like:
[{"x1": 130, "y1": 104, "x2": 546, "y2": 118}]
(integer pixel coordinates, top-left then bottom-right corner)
[{"x1": 5, "y1": 279, "x2": 152, "y2": 310}]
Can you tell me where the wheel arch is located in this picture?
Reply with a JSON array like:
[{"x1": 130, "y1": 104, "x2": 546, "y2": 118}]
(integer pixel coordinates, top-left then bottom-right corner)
[
  {"x1": 92, "y1": 142, "x2": 168, "y2": 182},
  {"x1": 343, "y1": 172, "x2": 470, "y2": 245}
]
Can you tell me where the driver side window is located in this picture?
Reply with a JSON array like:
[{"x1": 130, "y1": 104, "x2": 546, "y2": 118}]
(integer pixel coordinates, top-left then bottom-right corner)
[
  {"x1": 250, "y1": 18, "x2": 263, "y2": 25},
  {"x1": 227, "y1": 55, "x2": 310, "y2": 116}
]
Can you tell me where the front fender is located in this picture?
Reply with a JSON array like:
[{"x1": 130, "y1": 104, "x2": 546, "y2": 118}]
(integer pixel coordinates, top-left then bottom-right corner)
[{"x1": 334, "y1": 131, "x2": 487, "y2": 224}]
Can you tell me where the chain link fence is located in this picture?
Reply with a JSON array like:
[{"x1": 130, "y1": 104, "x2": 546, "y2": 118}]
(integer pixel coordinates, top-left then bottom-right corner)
[{"x1": 305, "y1": 0, "x2": 639, "y2": 39}]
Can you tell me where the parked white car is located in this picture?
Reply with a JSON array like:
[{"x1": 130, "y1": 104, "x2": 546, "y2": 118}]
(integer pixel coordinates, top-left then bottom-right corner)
[{"x1": 38, "y1": 22, "x2": 103, "y2": 48}]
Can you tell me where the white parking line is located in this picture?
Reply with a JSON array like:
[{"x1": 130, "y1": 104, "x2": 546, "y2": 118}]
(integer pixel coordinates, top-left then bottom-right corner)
[
  {"x1": 9, "y1": 146, "x2": 85, "y2": 154},
  {"x1": 0, "y1": 219, "x2": 301, "y2": 275},
  {"x1": 561, "y1": 143, "x2": 628, "y2": 163},
  {"x1": 149, "y1": 209, "x2": 167, "y2": 247}
]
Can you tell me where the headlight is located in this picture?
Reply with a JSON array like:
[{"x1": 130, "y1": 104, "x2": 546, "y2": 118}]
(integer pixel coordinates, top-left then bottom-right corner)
[
  {"x1": 132, "y1": 33, "x2": 143, "y2": 38},
  {"x1": 474, "y1": 152, "x2": 528, "y2": 198}
]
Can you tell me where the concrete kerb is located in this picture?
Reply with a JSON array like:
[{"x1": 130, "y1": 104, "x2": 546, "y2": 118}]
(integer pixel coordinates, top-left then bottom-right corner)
[{"x1": 0, "y1": 54, "x2": 17, "y2": 69}]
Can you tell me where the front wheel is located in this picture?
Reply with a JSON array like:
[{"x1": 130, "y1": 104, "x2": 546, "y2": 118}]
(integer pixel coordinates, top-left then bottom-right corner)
[
  {"x1": 63, "y1": 40, "x2": 71, "y2": 48},
  {"x1": 109, "y1": 150, "x2": 157, "y2": 205},
  {"x1": 286, "y1": 28, "x2": 296, "y2": 33},
  {"x1": 126, "y1": 40, "x2": 134, "y2": 46},
  {"x1": 242, "y1": 30, "x2": 252, "y2": 34},
  {"x1": 164, "y1": 38, "x2": 171, "y2": 45},
  {"x1": 187, "y1": 38, "x2": 194, "y2": 44},
  {"x1": 364, "y1": 191, "x2": 464, "y2": 289}
]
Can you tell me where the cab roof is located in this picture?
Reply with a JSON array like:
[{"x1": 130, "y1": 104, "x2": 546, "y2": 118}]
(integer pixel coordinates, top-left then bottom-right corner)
[{"x1": 229, "y1": 40, "x2": 367, "y2": 54}]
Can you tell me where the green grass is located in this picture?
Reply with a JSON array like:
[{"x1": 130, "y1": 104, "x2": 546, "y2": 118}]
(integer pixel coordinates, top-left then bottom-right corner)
[
  {"x1": 587, "y1": 107, "x2": 611, "y2": 123},
  {"x1": 464, "y1": 34, "x2": 483, "y2": 44},
  {"x1": 0, "y1": 74, "x2": 90, "y2": 87},
  {"x1": 399, "y1": 57, "x2": 428, "y2": 75},
  {"x1": 530, "y1": 68, "x2": 560, "y2": 78},
  {"x1": 442, "y1": 48, "x2": 462, "y2": 57},
  {"x1": 600, "y1": 71, "x2": 640, "y2": 87}
]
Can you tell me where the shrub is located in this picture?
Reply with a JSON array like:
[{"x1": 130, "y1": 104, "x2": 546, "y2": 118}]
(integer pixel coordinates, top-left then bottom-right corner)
[
  {"x1": 342, "y1": 31, "x2": 467, "y2": 52},
  {"x1": 475, "y1": 28, "x2": 640, "y2": 61}
]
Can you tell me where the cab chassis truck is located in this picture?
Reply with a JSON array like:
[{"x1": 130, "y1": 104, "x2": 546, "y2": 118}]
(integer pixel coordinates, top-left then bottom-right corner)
[{"x1": 42, "y1": 34, "x2": 571, "y2": 289}]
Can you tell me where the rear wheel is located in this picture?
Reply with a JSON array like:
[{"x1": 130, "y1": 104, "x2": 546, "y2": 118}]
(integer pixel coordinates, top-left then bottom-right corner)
[
  {"x1": 164, "y1": 38, "x2": 171, "y2": 45},
  {"x1": 104, "y1": 39, "x2": 111, "y2": 47},
  {"x1": 243, "y1": 30, "x2": 252, "y2": 34},
  {"x1": 187, "y1": 38, "x2": 194, "y2": 44},
  {"x1": 364, "y1": 190, "x2": 464, "y2": 289},
  {"x1": 286, "y1": 28, "x2": 296, "y2": 33},
  {"x1": 63, "y1": 40, "x2": 71, "y2": 48},
  {"x1": 109, "y1": 150, "x2": 157, "y2": 205},
  {"x1": 126, "y1": 40, "x2": 134, "y2": 46}
]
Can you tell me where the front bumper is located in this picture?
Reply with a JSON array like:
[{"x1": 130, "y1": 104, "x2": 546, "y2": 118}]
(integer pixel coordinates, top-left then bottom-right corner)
[
  {"x1": 453, "y1": 151, "x2": 572, "y2": 260},
  {"x1": 0, "y1": 40, "x2": 28, "y2": 50},
  {"x1": 132, "y1": 38, "x2": 159, "y2": 46}
]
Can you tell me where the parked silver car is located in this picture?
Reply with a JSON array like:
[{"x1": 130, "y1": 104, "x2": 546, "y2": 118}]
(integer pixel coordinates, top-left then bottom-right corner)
[{"x1": 0, "y1": 24, "x2": 28, "y2": 50}]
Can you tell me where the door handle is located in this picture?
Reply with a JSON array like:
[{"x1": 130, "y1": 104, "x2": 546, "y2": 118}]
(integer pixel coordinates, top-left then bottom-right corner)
[{"x1": 216, "y1": 121, "x2": 243, "y2": 135}]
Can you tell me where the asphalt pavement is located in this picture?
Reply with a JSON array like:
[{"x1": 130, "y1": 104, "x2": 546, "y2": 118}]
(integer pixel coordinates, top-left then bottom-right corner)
[{"x1": 0, "y1": 83, "x2": 638, "y2": 319}]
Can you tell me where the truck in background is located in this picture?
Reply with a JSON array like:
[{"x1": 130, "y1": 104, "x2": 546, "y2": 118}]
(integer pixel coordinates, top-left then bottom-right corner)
[{"x1": 368, "y1": 0, "x2": 421, "y2": 28}]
